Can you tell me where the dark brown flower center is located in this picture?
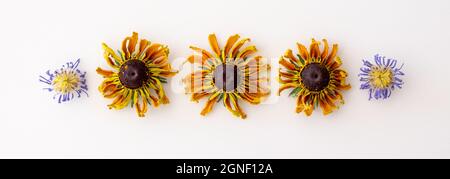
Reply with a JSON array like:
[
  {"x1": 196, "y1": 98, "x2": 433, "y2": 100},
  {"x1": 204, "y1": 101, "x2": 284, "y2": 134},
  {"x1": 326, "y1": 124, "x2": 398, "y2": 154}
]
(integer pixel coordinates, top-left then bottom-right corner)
[
  {"x1": 300, "y1": 63, "x2": 330, "y2": 92},
  {"x1": 213, "y1": 64, "x2": 241, "y2": 92},
  {"x1": 119, "y1": 60, "x2": 149, "y2": 89}
]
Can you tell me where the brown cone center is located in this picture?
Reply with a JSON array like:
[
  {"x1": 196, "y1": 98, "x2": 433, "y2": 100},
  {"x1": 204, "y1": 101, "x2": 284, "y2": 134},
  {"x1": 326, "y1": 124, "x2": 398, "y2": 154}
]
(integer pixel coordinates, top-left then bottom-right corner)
[
  {"x1": 213, "y1": 64, "x2": 241, "y2": 92},
  {"x1": 300, "y1": 63, "x2": 330, "y2": 92},
  {"x1": 119, "y1": 60, "x2": 149, "y2": 89}
]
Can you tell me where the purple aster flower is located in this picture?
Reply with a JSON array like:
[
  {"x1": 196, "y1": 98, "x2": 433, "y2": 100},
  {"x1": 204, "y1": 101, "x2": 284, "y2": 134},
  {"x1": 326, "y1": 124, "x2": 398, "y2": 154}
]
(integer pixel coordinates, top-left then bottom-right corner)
[
  {"x1": 359, "y1": 54, "x2": 404, "y2": 100},
  {"x1": 39, "y1": 59, "x2": 88, "y2": 103}
]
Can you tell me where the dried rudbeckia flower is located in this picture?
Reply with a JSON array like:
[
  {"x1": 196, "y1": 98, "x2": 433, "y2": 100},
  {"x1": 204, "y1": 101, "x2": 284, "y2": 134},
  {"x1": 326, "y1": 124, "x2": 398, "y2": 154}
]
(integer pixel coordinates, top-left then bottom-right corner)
[
  {"x1": 97, "y1": 32, "x2": 177, "y2": 117},
  {"x1": 359, "y1": 54, "x2": 404, "y2": 100},
  {"x1": 278, "y1": 39, "x2": 351, "y2": 116},
  {"x1": 39, "y1": 59, "x2": 88, "y2": 103},
  {"x1": 183, "y1": 34, "x2": 270, "y2": 119}
]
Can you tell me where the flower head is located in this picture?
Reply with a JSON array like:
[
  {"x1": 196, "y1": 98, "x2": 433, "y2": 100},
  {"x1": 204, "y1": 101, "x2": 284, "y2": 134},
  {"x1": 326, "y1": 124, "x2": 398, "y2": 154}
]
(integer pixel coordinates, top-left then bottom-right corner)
[
  {"x1": 183, "y1": 34, "x2": 270, "y2": 119},
  {"x1": 278, "y1": 39, "x2": 351, "y2": 116},
  {"x1": 39, "y1": 59, "x2": 88, "y2": 103},
  {"x1": 359, "y1": 54, "x2": 404, "y2": 100},
  {"x1": 97, "y1": 32, "x2": 177, "y2": 117}
]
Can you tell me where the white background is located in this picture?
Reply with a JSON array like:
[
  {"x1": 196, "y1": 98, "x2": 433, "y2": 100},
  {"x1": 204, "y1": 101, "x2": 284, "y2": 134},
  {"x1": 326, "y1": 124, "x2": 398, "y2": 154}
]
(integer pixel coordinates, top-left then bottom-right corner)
[{"x1": 1, "y1": 0, "x2": 449, "y2": 159}]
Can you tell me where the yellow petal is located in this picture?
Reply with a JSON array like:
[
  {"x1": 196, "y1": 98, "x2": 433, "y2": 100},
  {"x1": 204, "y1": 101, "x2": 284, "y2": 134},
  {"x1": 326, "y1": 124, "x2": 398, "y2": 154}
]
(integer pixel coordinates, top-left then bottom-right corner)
[
  {"x1": 190, "y1": 46, "x2": 214, "y2": 60},
  {"x1": 310, "y1": 39, "x2": 320, "y2": 59},
  {"x1": 223, "y1": 34, "x2": 240, "y2": 60},
  {"x1": 279, "y1": 57, "x2": 297, "y2": 70},
  {"x1": 320, "y1": 39, "x2": 329, "y2": 60},
  {"x1": 326, "y1": 44, "x2": 338, "y2": 65},
  {"x1": 278, "y1": 83, "x2": 298, "y2": 95},
  {"x1": 237, "y1": 45, "x2": 257, "y2": 60},
  {"x1": 208, "y1": 34, "x2": 221, "y2": 57},
  {"x1": 296, "y1": 43, "x2": 310, "y2": 61},
  {"x1": 230, "y1": 38, "x2": 250, "y2": 58},
  {"x1": 200, "y1": 92, "x2": 220, "y2": 116},
  {"x1": 102, "y1": 43, "x2": 122, "y2": 69},
  {"x1": 96, "y1": 67, "x2": 115, "y2": 78},
  {"x1": 128, "y1": 32, "x2": 139, "y2": 56}
]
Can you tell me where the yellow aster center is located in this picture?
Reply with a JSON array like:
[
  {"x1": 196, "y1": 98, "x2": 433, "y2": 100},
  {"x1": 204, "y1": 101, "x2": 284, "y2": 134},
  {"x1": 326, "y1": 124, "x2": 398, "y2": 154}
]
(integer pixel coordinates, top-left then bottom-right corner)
[
  {"x1": 369, "y1": 67, "x2": 393, "y2": 89},
  {"x1": 52, "y1": 71, "x2": 80, "y2": 93}
]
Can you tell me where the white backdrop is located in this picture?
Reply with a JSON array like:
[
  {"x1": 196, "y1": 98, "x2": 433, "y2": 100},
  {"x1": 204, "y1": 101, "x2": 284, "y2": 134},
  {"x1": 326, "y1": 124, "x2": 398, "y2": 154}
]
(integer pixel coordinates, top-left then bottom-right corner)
[{"x1": 1, "y1": 0, "x2": 449, "y2": 159}]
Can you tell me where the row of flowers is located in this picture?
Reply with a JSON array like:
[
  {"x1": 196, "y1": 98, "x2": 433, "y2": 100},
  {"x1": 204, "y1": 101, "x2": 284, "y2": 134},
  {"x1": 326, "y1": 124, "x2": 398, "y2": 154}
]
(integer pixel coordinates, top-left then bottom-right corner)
[{"x1": 39, "y1": 32, "x2": 404, "y2": 118}]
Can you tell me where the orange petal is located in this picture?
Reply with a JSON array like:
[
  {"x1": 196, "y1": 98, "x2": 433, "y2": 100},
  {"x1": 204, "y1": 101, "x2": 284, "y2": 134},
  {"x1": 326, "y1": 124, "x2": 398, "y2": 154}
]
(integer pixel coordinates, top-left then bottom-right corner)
[
  {"x1": 190, "y1": 46, "x2": 214, "y2": 60},
  {"x1": 310, "y1": 39, "x2": 320, "y2": 59},
  {"x1": 230, "y1": 38, "x2": 250, "y2": 58},
  {"x1": 296, "y1": 95, "x2": 305, "y2": 113},
  {"x1": 138, "y1": 39, "x2": 150, "y2": 56},
  {"x1": 320, "y1": 39, "x2": 329, "y2": 61},
  {"x1": 326, "y1": 44, "x2": 338, "y2": 65},
  {"x1": 200, "y1": 92, "x2": 220, "y2": 116},
  {"x1": 285, "y1": 49, "x2": 300, "y2": 66},
  {"x1": 279, "y1": 57, "x2": 297, "y2": 70},
  {"x1": 208, "y1": 34, "x2": 221, "y2": 57},
  {"x1": 223, "y1": 34, "x2": 240, "y2": 59},
  {"x1": 229, "y1": 94, "x2": 247, "y2": 119},
  {"x1": 278, "y1": 83, "x2": 298, "y2": 95},
  {"x1": 128, "y1": 32, "x2": 139, "y2": 56},
  {"x1": 297, "y1": 43, "x2": 310, "y2": 61},
  {"x1": 96, "y1": 67, "x2": 115, "y2": 78}
]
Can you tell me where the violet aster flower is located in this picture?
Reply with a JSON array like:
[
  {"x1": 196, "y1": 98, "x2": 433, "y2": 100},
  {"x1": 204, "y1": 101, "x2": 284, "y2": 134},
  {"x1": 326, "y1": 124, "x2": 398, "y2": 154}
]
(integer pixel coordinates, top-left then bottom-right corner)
[
  {"x1": 359, "y1": 54, "x2": 404, "y2": 100},
  {"x1": 39, "y1": 59, "x2": 88, "y2": 103}
]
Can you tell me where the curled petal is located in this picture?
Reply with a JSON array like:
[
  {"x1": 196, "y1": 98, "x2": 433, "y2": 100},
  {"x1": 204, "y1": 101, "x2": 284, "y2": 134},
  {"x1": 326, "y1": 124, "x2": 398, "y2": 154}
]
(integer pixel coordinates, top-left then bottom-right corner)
[
  {"x1": 121, "y1": 32, "x2": 139, "y2": 59},
  {"x1": 319, "y1": 99, "x2": 332, "y2": 115},
  {"x1": 326, "y1": 44, "x2": 338, "y2": 65},
  {"x1": 237, "y1": 45, "x2": 257, "y2": 59},
  {"x1": 279, "y1": 57, "x2": 297, "y2": 71},
  {"x1": 321, "y1": 39, "x2": 329, "y2": 60},
  {"x1": 138, "y1": 39, "x2": 150, "y2": 57},
  {"x1": 208, "y1": 34, "x2": 221, "y2": 57},
  {"x1": 229, "y1": 94, "x2": 247, "y2": 119},
  {"x1": 310, "y1": 39, "x2": 321, "y2": 59},
  {"x1": 297, "y1": 43, "x2": 310, "y2": 61},
  {"x1": 128, "y1": 32, "x2": 139, "y2": 56},
  {"x1": 96, "y1": 67, "x2": 115, "y2": 78},
  {"x1": 296, "y1": 95, "x2": 305, "y2": 113},
  {"x1": 135, "y1": 92, "x2": 148, "y2": 118},
  {"x1": 284, "y1": 49, "x2": 300, "y2": 67},
  {"x1": 200, "y1": 92, "x2": 220, "y2": 116},
  {"x1": 230, "y1": 38, "x2": 250, "y2": 58},
  {"x1": 143, "y1": 43, "x2": 163, "y2": 62},
  {"x1": 278, "y1": 83, "x2": 299, "y2": 95},
  {"x1": 223, "y1": 34, "x2": 240, "y2": 59},
  {"x1": 191, "y1": 92, "x2": 210, "y2": 102},
  {"x1": 190, "y1": 46, "x2": 214, "y2": 60},
  {"x1": 102, "y1": 43, "x2": 122, "y2": 69}
]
